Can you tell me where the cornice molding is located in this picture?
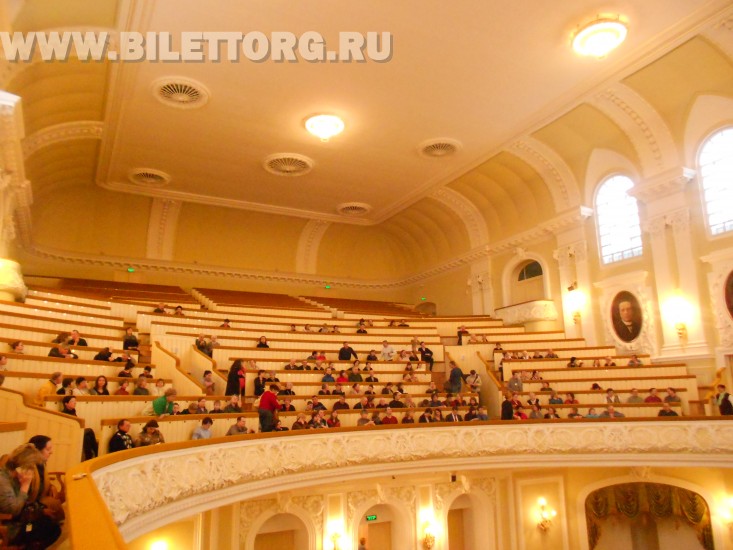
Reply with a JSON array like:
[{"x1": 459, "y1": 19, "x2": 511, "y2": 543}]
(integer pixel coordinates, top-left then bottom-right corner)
[
  {"x1": 295, "y1": 220, "x2": 331, "y2": 274},
  {"x1": 19, "y1": 208, "x2": 592, "y2": 289},
  {"x1": 145, "y1": 198, "x2": 182, "y2": 261},
  {"x1": 98, "y1": 180, "x2": 373, "y2": 226},
  {"x1": 588, "y1": 84, "x2": 679, "y2": 177},
  {"x1": 87, "y1": 421, "x2": 733, "y2": 541},
  {"x1": 629, "y1": 167, "x2": 696, "y2": 203},
  {"x1": 22, "y1": 121, "x2": 104, "y2": 158}
]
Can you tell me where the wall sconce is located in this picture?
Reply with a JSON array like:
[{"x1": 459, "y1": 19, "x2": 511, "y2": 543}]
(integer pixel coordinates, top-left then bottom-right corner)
[
  {"x1": 422, "y1": 522, "x2": 436, "y2": 550},
  {"x1": 573, "y1": 311, "x2": 581, "y2": 325},
  {"x1": 675, "y1": 322, "x2": 687, "y2": 340},
  {"x1": 330, "y1": 532, "x2": 341, "y2": 550},
  {"x1": 720, "y1": 496, "x2": 733, "y2": 526},
  {"x1": 536, "y1": 497, "x2": 557, "y2": 532}
]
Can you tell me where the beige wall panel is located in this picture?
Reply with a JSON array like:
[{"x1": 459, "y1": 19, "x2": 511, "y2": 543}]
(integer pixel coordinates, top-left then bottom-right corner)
[
  {"x1": 623, "y1": 37, "x2": 733, "y2": 151},
  {"x1": 406, "y1": 265, "x2": 472, "y2": 316},
  {"x1": 12, "y1": 0, "x2": 119, "y2": 32},
  {"x1": 173, "y1": 204, "x2": 306, "y2": 272},
  {"x1": 8, "y1": 61, "x2": 108, "y2": 134},
  {"x1": 317, "y1": 224, "x2": 407, "y2": 279},
  {"x1": 532, "y1": 105, "x2": 640, "y2": 195},
  {"x1": 31, "y1": 183, "x2": 150, "y2": 257},
  {"x1": 25, "y1": 141, "x2": 100, "y2": 197}
]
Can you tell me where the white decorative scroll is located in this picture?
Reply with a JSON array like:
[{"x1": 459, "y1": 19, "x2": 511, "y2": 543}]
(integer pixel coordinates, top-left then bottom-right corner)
[
  {"x1": 495, "y1": 300, "x2": 558, "y2": 325},
  {"x1": 0, "y1": 258, "x2": 27, "y2": 300},
  {"x1": 429, "y1": 187, "x2": 489, "y2": 248},
  {"x1": 90, "y1": 421, "x2": 733, "y2": 541}
]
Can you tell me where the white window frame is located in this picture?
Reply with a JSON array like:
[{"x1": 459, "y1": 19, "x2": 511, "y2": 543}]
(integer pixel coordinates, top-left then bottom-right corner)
[
  {"x1": 697, "y1": 125, "x2": 733, "y2": 238},
  {"x1": 594, "y1": 174, "x2": 643, "y2": 265}
]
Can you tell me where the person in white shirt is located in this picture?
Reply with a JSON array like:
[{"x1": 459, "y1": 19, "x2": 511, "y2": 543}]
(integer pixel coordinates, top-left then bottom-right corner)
[{"x1": 380, "y1": 340, "x2": 395, "y2": 361}]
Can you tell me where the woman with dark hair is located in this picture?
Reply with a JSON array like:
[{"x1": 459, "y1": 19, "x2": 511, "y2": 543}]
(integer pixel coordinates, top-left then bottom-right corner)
[
  {"x1": 256, "y1": 336, "x2": 269, "y2": 348},
  {"x1": 56, "y1": 377, "x2": 74, "y2": 395},
  {"x1": 90, "y1": 375, "x2": 110, "y2": 395},
  {"x1": 134, "y1": 420, "x2": 165, "y2": 447},
  {"x1": 225, "y1": 360, "x2": 247, "y2": 397},
  {"x1": 253, "y1": 370, "x2": 267, "y2": 397},
  {"x1": 0, "y1": 443, "x2": 61, "y2": 548},
  {"x1": 9, "y1": 341, "x2": 24, "y2": 354},
  {"x1": 61, "y1": 395, "x2": 77, "y2": 415},
  {"x1": 27, "y1": 435, "x2": 65, "y2": 523}
]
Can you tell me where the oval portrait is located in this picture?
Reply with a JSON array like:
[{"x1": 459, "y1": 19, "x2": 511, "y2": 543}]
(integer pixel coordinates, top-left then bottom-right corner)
[
  {"x1": 726, "y1": 270, "x2": 733, "y2": 321},
  {"x1": 611, "y1": 291, "x2": 642, "y2": 342}
]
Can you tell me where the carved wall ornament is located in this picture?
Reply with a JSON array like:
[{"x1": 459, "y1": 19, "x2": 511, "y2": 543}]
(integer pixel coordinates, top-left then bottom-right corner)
[
  {"x1": 22, "y1": 121, "x2": 104, "y2": 159},
  {"x1": 88, "y1": 422, "x2": 733, "y2": 541}
]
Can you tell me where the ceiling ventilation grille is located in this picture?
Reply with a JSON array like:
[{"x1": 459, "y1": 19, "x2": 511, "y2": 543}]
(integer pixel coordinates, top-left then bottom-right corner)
[
  {"x1": 152, "y1": 77, "x2": 210, "y2": 109},
  {"x1": 128, "y1": 168, "x2": 171, "y2": 187},
  {"x1": 337, "y1": 202, "x2": 372, "y2": 216},
  {"x1": 419, "y1": 138, "x2": 462, "y2": 158},
  {"x1": 263, "y1": 154, "x2": 314, "y2": 176}
]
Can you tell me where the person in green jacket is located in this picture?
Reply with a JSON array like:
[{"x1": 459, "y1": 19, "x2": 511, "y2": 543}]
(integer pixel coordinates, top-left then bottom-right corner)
[{"x1": 153, "y1": 388, "x2": 177, "y2": 416}]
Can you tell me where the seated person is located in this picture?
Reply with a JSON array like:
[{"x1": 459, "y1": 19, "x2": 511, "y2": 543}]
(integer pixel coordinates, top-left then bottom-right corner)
[
  {"x1": 566, "y1": 356, "x2": 583, "y2": 368},
  {"x1": 603, "y1": 356, "x2": 617, "y2": 366},
  {"x1": 67, "y1": 330, "x2": 87, "y2": 347},
  {"x1": 658, "y1": 403, "x2": 679, "y2": 417},
  {"x1": 226, "y1": 417, "x2": 252, "y2": 435},
  {"x1": 135, "y1": 420, "x2": 165, "y2": 446},
  {"x1": 627, "y1": 354, "x2": 643, "y2": 367},
  {"x1": 114, "y1": 380, "x2": 130, "y2": 395},
  {"x1": 94, "y1": 347, "x2": 114, "y2": 361},
  {"x1": 545, "y1": 349, "x2": 559, "y2": 358},
  {"x1": 48, "y1": 344, "x2": 78, "y2": 359},
  {"x1": 191, "y1": 417, "x2": 214, "y2": 440}
]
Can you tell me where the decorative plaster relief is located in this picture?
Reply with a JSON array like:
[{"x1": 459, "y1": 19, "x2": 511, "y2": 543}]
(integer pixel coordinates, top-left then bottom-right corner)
[
  {"x1": 91, "y1": 422, "x2": 733, "y2": 539},
  {"x1": 22, "y1": 121, "x2": 104, "y2": 159},
  {"x1": 589, "y1": 85, "x2": 679, "y2": 177},
  {"x1": 507, "y1": 137, "x2": 581, "y2": 210}
]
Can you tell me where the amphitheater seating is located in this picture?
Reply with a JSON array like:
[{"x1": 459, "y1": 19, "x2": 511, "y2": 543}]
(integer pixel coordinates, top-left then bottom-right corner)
[
  {"x1": 0, "y1": 281, "x2": 710, "y2": 486},
  {"x1": 194, "y1": 288, "x2": 322, "y2": 311}
]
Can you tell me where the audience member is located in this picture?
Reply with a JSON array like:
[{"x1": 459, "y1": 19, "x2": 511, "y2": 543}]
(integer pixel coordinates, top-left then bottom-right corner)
[
  {"x1": 108, "y1": 419, "x2": 133, "y2": 453},
  {"x1": 135, "y1": 420, "x2": 165, "y2": 446},
  {"x1": 192, "y1": 417, "x2": 214, "y2": 440}
]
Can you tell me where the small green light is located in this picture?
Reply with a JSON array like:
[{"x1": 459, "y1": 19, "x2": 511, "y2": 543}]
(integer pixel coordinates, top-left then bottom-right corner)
[
  {"x1": 366, "y1": 514, "x2": 377, "y2": 522},
  {"x1": 127, "y1": 267, "x2": 135, "y2": 273},
  {"x1": 325, "y1": 285, "x2": 331, "y2": 289},
  {"x1": 420, "y1": 297, "x2": 426, "y2": 301}
]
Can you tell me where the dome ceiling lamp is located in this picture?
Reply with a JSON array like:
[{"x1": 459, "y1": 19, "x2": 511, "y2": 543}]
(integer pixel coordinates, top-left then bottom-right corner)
[
  {"x1": 305, "y1": 114, "x2": 345, "y2": 141},
  {"x1": 572, "y1": 15, "x2": 628, "y2": 58}
]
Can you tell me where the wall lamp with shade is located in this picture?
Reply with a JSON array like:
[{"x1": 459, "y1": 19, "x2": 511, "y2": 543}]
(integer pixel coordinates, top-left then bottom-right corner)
[{"x1": 421, "y1": 521, "x2": 436, "y2": 549}]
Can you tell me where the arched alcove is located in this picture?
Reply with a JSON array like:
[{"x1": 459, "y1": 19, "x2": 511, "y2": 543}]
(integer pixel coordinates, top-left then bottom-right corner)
[
  {"x1": 354, "y1": 502, "x2": 413, "y2": 550},
  {"x1": 503, "y1": 258, "x2": 547, "y2": 306},
  {"x1": 585, "y1": 483, "x2": 713, "y2": 550},
  {"x1": 253, "y1": 512, "x2": 310, "y2": 550}
]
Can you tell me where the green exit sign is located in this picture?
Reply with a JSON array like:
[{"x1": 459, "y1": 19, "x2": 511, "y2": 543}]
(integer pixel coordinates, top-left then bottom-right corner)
[{"x1": 366, "y1": 514, "x2": 377, "y2": 522}]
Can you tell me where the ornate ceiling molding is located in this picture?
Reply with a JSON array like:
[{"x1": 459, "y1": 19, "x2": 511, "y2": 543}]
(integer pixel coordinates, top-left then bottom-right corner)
[
  {"x1": 145, "y1": 198, "x2": 182, "y2": 261},
  {"x1": 22, "y1": 121, "x2": 104, "y2": 159},
  {"x1": 588, "y1": 84, "x2": 679, "y2": 177},
  {"x1": 295, "y1": 220, "x2": 331, "y2": 274},
  {"x1": 86, "y1": 421, "x2": 733, "y2": 541},
  {"x1": 628, "y1": 166, "x2": 696, "y2": 204},
  {"x1": 703, "y1": 12, "x2": 733, "y2": 61},
  {"x1": 428, "y1": 188, "x2": 489, "y2": 248},
  {"x1": 506, "y1": 136, "x2": 581, "y2": 211},
  {"x1": 97, "y1": 180, "x2": 373, "y2": 226}
]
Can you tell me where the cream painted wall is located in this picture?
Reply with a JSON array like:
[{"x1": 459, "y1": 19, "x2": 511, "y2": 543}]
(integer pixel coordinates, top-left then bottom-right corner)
[
  {"x1": 30, "y1": 183, "x2": 150, "y2": 258},
  {"x1": 406, "y1": 266, "x2": 473, "y2": 316},
  {"x1": 317, "y1": 224, "x2": 408, "y2": 280},
  {"x1": 174, "y1": 204, "x2": 306, "y2": 272}
]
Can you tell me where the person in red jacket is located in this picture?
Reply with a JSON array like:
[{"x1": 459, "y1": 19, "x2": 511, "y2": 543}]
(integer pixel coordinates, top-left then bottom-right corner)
[{"x1": 258, "y1": 384, "x2": 280, "y2": 432}]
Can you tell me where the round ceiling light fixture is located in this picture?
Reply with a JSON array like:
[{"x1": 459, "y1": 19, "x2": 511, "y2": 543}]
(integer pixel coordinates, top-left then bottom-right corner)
[
  {"x1": 305, "y1": 114, "x2": 345, "y2": 141},
  {"x1": 572, "y1": 15, "x2": 627, "y2": 58}
]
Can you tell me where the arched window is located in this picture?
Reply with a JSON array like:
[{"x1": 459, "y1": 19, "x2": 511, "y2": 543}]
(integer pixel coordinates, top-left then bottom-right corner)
[
  {"x1": 595, "y1": 175, "x2": 643, "y2": 264},
  {"x1": 699, "y1": 127, "x2": 733, "y2": 236},
  {"x1": 517, "y1": 260, "x2": 542, "y2": 281}
]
